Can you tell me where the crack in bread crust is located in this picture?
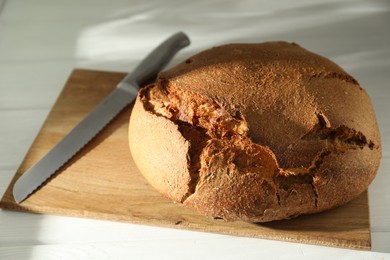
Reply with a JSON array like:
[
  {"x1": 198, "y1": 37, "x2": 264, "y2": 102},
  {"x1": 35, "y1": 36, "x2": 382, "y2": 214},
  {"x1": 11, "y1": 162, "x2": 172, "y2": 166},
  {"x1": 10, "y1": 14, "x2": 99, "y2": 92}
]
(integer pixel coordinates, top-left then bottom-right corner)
[
  {"x1": 302, "y1": 113, "x2": 376, "y2": 150},
  {"x1": 140, "y1": 83, "x2": 250, "y2": 202},
  {"x1": 309, "y1": 72, "x2": 360, "y2": 87},
  {"x1": 177, "y1": 124, "x2": 208, "y2": 199},
  {"x1": 143, "y1": 83, "x2": 249, "y2": 139},
  {"x1": 275, "y1": 150, "x2": 331, "y2": 208}
]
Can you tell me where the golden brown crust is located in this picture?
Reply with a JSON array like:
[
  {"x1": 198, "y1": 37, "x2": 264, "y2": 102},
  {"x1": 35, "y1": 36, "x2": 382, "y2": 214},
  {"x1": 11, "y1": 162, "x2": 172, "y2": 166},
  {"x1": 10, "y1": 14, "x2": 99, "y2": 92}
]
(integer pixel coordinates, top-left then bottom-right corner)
[
  {"x1": 129, "y1": 95, "x2": 192, "y2": 202},
  {"x1": 128, "y1": 41, "x2": 381, "y2": 222}
]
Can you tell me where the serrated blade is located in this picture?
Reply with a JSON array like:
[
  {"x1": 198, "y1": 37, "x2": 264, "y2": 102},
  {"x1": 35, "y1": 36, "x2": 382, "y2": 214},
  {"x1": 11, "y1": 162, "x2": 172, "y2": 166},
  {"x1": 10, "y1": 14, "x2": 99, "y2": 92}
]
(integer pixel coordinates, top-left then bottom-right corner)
[{"x1": 13, "y1": 32, "x2": 190, "y2": 203}]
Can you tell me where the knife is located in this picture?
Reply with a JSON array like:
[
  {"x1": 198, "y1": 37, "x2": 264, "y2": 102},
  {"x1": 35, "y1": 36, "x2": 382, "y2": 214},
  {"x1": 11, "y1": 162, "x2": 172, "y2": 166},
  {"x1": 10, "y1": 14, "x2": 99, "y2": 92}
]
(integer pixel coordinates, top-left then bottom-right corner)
[{"x1": 13, "y1": 32, "x2": 190, "y2": 203}]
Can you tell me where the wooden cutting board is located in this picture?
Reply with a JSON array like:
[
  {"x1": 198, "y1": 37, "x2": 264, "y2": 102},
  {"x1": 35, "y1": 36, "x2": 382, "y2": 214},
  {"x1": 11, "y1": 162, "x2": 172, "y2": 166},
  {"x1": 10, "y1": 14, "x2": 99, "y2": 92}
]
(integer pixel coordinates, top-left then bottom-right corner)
[{"x1": 0, "y1": 69, "x2": 371, "y2": 250}]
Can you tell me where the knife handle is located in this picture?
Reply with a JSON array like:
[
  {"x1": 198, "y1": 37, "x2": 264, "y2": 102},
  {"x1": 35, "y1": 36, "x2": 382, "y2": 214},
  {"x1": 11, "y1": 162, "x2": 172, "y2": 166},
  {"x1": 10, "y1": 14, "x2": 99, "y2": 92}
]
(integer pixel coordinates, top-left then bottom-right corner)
[{"x1": 122, "y1": 32, "x2": 190, "y2": 88}]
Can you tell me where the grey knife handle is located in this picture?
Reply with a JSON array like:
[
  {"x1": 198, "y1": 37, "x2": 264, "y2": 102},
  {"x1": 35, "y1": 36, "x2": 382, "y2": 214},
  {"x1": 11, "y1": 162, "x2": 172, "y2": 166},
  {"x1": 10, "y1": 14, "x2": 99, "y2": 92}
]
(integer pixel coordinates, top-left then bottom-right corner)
[{"x1": 120, "y1": 32, "x2": 190, "y2": 89}]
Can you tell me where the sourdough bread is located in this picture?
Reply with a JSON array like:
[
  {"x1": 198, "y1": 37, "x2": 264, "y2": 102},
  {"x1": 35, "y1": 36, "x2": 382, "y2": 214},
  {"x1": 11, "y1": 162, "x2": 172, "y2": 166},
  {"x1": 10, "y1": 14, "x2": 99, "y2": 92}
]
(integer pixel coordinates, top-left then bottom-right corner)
[{"x1": 129, "y1": 42, "x2": 381, "y2": 222}]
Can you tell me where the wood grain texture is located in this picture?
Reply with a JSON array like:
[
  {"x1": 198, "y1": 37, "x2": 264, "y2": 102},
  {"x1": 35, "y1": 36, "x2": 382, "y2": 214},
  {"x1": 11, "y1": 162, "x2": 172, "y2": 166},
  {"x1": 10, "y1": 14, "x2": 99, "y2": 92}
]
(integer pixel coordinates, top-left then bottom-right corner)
[{"x1": 0, "y1": 69, "x2": 371, "y2": 250}]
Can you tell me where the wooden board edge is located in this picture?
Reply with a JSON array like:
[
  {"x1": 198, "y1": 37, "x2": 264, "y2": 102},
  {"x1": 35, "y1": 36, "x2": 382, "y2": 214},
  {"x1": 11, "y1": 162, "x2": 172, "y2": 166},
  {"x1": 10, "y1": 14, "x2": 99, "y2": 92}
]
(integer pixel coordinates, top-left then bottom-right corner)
[{"x1": 0, "y1": 197, "x2": 371, "y2": 251}]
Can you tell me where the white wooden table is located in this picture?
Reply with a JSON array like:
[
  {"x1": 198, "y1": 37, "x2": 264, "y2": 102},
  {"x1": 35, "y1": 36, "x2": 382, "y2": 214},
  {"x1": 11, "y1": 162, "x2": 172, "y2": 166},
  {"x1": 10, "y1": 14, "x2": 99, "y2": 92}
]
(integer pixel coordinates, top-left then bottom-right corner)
[{"x1": 1, "y1": 0, "x2": 389, "y2": 258}]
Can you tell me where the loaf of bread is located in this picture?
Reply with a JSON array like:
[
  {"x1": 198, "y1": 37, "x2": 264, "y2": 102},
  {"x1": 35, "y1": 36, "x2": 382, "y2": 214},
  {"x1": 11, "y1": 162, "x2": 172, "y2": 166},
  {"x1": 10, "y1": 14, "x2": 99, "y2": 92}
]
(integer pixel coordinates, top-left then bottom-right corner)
[{"x1": 128, "y1": 41, "x2": 381, "y2": 222}]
